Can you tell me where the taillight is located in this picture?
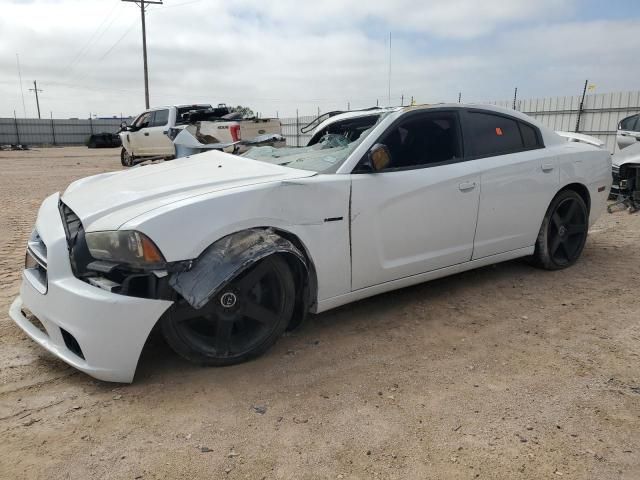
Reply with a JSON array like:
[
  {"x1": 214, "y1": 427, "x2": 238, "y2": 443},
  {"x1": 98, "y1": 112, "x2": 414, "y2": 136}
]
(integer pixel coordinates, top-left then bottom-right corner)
[{"x1": 230, "y1": 124, "x2": 241, "y2": 142}]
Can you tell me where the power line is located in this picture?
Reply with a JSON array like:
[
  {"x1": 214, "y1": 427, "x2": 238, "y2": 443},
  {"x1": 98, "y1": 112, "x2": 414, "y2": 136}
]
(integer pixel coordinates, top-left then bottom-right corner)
[
  {"x1": 157, "y1": 0, "x2": 203, "y2": 9},
  {"x1": 63, "y1": 2, "x2": 123, "y2": 75},
  {"x1": 98, "y1": 19, "x2": 138, "y2": 61}
]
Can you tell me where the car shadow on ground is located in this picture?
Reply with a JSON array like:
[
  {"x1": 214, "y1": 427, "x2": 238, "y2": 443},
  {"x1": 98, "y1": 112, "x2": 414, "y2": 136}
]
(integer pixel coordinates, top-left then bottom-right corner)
[{"x1": 132, "y1": 257, "x2": 539, "y2": 385}]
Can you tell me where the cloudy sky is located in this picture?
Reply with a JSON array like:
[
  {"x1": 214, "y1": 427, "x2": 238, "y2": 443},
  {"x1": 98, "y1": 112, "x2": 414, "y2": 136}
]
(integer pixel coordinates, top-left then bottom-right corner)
[{"x1": 1, "y1": 0, "x2": 638, "y2": 119}]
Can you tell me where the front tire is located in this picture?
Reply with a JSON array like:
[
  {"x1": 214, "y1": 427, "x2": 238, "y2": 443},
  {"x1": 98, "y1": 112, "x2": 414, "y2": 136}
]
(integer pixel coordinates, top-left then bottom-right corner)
[
  {"x1": 532, "y1": 190, "x2": 589, "y2": 270},
  {"x1": 161, "y1": 255, "x2": 295, "y2": 366},
  {"x1": 120, "y1": 147, "x2": 134, "y2": 167}
]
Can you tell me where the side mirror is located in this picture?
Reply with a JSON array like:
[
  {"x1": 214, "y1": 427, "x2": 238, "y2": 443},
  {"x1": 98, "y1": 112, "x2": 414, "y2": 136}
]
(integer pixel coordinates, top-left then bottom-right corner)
[
  {"x1": 367, "y1": 143, "x2": 391, "y2": 172},
  {"x1": 120, "y1": 121, "x2": 128, "y2": 129}
]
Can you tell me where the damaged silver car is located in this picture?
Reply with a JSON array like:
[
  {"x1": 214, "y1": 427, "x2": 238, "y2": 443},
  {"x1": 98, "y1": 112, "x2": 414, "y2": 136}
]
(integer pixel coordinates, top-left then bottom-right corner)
[{"x1": 610, "y1": 142, "x2": 640, "y2": 212}]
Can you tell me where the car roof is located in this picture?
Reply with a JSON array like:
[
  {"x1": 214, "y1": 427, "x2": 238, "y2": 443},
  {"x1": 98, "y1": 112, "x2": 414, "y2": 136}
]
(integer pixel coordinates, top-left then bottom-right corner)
[
  {"x1": 316, "y1": 103, "x2": 559, "y2": 143},
  {"x1": 311, "y1": 107, "x2": 400, "y2": 135}
]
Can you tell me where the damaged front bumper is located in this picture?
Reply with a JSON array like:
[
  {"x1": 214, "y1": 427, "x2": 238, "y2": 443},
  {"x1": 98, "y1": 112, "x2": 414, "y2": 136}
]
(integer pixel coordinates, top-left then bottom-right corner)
[
  {"x1": 8, "y1": 193, "x2": 172, "y2": 383},
  {"x1": 609, "y1": 163, "x2": 640, "y2": 212}
]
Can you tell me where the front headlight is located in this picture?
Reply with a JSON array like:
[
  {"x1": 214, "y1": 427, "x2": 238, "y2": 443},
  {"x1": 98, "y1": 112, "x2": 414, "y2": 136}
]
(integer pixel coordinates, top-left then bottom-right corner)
[{"x1": 85, "y1": 230, "x2": 165, "y2": 268}]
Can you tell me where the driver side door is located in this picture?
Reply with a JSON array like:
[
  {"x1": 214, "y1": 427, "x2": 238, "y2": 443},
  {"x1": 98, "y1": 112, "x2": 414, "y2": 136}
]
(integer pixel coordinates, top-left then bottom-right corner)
[
  {"x1": 130, "y1": 111, "x2": 152, "y2": 156},
  {"x1": 350, "y1": 110, "x2": 481, "y2": 290}
]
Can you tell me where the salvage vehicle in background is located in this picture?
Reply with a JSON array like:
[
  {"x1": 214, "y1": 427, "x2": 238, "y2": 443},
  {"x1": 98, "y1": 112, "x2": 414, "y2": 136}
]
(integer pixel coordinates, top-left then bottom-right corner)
[
  {"x1": 87, "y1": 132, "x2": 121, "y2": 149},
  {"x1": 119, "y1": 104, "x2": 281, "y2": 166},
  {"x1": 10, "y1": 104, "x2": 611, "y2": 383},
  {"x1": 617, "y1": 113, "x2": 640, "y2": 150},
  {"x1": 609, "y1": 142, "x2": 640, "y2": 212}
]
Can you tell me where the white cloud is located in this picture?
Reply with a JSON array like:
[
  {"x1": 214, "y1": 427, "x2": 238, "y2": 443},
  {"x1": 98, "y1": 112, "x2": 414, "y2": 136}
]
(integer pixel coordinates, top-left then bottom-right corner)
[{"x1": 0, "y1": 0, "x2": 638, "y2": 119}]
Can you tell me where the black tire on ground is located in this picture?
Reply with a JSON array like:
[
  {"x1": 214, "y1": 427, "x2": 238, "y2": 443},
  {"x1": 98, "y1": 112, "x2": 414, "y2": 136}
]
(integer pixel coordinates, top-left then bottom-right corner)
[
  {"x1": 161, "y1": 255, "x2": 296, "y2": 366},
  {"x1": 532, "y1": 189, "x2": 589, "y2": 270},
  {"x1": 120, "y1": 147, "x2": 134, "y2": 167}
]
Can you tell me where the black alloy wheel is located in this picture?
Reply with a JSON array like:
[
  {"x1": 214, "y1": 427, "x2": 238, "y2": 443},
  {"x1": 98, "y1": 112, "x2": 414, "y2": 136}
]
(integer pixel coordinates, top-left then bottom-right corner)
[
  {"x1": 533, "y1": 189, "x2": 588, "y2": 270},
  {"x1": 161, "y1": 255, "x2": 295, "y2": 366}
]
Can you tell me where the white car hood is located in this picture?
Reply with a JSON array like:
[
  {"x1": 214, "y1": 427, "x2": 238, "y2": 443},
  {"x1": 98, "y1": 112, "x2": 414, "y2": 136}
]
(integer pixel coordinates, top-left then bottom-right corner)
[
  {"x1": 61, "y1": 150, "x2": 316, "y2": 231},
  {"x1": 612, "y1": 142, "x2": 640, "y2": 168}
]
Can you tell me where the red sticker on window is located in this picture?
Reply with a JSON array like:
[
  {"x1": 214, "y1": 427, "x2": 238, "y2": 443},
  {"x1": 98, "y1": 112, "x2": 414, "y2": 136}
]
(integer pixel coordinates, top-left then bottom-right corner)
[{"x1": 495, "y1": 127, "x2": 503, "y2": 136}]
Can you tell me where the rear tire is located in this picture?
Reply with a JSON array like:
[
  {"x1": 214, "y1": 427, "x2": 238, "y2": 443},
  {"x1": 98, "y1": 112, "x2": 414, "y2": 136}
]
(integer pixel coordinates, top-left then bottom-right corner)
[
  {"x1": 532, "y1": 190, "x2": 589, "y2": 270},
  {"x1": 161, "y1": 255, "x2": 295, "y2": 366}
]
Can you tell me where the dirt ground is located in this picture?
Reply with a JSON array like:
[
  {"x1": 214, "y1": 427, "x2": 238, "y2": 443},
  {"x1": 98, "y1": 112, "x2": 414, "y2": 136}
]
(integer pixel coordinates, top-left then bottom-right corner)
[{"x1": 0, "y1": 146, "x2": 638, "y2": 480}]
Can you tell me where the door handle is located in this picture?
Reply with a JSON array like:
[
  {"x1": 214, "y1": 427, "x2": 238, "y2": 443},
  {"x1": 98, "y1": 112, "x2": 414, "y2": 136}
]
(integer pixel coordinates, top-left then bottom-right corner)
[
  {"x1": 542, "y1": 162, "x2": 555, "y2": 172},
  {"x1": 458, "y1": 181, "x2": 476, "y2": 191},
  {"x1": 143, "y1": 132, "x2": 150, "y2": 136}
]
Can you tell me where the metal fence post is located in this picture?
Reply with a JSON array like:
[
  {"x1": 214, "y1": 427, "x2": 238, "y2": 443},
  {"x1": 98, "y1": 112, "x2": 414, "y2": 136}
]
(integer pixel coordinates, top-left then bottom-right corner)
[
  {"x1": 296, "y1": 109, "x2": 299, "y2": 147},
  {"x1": 13, "y1": 110, "x2": 21, "y2": 145},
  {"x1": 575, "y1": 79, "x2": 588, "y2": 133},
  {"x1": 89, "y1": 115, "x2": 94, "y2": 135},
  {"x1": 50, "y1": 112, "x2": 56, "y2": 145}
]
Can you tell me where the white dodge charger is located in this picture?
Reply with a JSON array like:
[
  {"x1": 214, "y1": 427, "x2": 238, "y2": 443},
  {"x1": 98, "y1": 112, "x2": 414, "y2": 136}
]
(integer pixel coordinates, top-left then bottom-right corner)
[{"x1": 10, "y1": 104, "x2": 612, "y2": 383}]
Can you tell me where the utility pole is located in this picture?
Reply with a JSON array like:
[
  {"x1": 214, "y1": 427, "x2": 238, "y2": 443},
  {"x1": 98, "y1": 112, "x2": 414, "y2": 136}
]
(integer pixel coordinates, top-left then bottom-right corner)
[
  {"x1": 122, "y1": 0, "x2": 163, "y2": 109},
  {"x1": 575, "y1": 79, "x2": 589, "y2": 133},
  {"x1": 29, "y1": 80, "x2": 43, "y2": 119}
]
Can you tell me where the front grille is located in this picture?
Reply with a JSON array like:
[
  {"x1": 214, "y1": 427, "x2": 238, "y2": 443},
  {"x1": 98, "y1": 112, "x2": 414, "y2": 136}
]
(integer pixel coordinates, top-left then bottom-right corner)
[
  {"x1": 59, "y1": 201, "x2": 93, "y2": 276},
  {"x1": 59, "y1": 201, "x2": 82, "y2": 249}
]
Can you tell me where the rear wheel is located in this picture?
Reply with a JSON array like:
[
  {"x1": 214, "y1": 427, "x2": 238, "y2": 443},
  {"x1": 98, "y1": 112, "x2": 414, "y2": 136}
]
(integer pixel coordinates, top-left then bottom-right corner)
[
  {"x1": 532, "y1": 190, "x2": 588, "y2": 270},
  {"x1": 161, "y1": 255, "x2": 295, "y2": 366},
  {"x1": 120, "y1": 147, "x2": 134, "y2": 167}
]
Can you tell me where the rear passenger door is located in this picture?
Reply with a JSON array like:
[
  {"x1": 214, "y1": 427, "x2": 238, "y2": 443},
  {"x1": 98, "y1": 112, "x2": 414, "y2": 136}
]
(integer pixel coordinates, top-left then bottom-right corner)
[{"x1": 462, "y1": 110, "x2": 559, "y2": 259}]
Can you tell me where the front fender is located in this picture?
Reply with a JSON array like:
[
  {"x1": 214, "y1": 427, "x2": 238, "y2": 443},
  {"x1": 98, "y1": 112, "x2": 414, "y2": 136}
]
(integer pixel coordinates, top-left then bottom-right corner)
[{"x1": 169, "y1": 228, "x2": 307, "y2": 309}]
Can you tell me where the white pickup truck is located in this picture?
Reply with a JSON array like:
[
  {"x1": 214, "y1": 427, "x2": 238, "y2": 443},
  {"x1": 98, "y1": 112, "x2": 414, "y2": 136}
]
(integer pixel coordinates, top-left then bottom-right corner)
[{"x1": 118, "y1": 104, "x2": 281, "y2": 166}]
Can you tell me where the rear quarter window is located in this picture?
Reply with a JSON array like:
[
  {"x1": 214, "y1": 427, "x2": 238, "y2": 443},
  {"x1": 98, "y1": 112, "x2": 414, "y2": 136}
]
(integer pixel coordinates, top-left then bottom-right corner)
[
  {"x1": 467, "y1": 112, "x2": 523, "y2": 157},
  {"x1": 519, "y1": 122, "x2": 540, "y2": 149}
]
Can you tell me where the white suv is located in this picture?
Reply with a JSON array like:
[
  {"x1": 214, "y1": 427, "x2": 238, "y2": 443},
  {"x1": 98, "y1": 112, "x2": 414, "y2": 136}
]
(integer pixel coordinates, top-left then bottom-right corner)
[{"x1": 617, "y1": 113, "x2": 640, "y2": 150}]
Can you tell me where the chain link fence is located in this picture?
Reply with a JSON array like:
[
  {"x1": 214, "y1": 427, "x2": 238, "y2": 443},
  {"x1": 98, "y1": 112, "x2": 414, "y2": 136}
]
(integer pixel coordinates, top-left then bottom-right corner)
[{"x1": 3, "y1": 90, "x2": 640, "y2": 151}]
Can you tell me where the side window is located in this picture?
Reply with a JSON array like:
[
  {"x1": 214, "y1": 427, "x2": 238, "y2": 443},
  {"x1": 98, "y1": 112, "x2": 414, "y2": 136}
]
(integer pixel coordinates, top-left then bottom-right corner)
[
  {"x1": 151, "y1": 109, "x2": 169, "y2": 127},
  {"x1": 519, "y1": 121, "x2": 541, "y2": 149},
  {"x1": 377, "y1": 112, "x2": 461, "y2": 169},
  {"x1": 619, "y1": 114, "x2": 639, "y2": 131},
  {"x1": 467, "y1": 112, "x2": 524, "y2": 157},
  {"x1": 134, "y1": 112, "x2": 152, "y2": 129}
]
